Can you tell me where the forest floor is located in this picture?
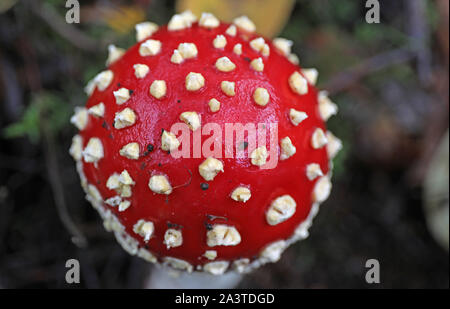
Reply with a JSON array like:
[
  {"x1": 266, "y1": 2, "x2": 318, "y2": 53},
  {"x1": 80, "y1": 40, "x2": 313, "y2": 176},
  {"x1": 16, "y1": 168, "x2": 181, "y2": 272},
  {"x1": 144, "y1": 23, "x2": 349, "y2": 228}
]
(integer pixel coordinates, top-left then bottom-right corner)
[{"x1": 0, "y1": 0, "x2": 448, "y2": 288}]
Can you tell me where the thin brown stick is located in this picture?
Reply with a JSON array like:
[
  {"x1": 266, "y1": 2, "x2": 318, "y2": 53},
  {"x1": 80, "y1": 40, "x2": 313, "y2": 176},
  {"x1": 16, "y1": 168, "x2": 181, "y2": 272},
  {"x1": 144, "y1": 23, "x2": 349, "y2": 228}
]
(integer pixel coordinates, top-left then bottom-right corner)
[
  {"x1": 407, "y1": 0, "x2": 432, "y2": 86},
  {"x1": 324, "y1": 47, "x2": 415, "y2": 95},
  {"x1": 28, "y1": 0, "x2": 100, "y2": 52},
  {"x1": 41, "y1": 118, "x2": 88, "y2": 248}
]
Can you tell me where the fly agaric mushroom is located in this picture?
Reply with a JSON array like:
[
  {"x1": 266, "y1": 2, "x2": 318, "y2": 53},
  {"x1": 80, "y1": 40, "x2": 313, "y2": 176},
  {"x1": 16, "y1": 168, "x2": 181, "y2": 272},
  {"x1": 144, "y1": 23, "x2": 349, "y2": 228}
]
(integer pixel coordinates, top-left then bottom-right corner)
[{"x1": 70, "y1": 11, "x2": 342, "y2": 275}]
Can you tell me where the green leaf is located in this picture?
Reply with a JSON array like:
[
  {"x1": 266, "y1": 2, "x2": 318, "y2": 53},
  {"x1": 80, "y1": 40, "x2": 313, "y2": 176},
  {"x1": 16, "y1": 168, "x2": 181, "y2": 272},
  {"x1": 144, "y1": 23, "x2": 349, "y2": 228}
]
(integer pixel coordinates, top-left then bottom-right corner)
[
  {"x1": 3, "y1": 102, "x2": 41, "y2": 143},
  {"x1": 3, "y1": 91, "x2": 72, "y2": 143}
]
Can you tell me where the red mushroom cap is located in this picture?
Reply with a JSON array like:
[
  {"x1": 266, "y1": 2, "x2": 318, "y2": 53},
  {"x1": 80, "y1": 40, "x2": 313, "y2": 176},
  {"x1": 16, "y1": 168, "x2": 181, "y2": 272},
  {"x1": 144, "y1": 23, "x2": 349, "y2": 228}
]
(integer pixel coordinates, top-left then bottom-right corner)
[{"x1": 70, "y1": 12, "x2": 342, "y2": 275}]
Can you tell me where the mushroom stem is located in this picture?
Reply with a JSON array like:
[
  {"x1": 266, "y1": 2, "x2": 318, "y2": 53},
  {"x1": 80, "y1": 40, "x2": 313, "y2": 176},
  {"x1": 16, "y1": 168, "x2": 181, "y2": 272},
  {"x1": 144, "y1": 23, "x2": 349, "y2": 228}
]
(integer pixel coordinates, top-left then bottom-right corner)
[{"x1": 144, "y1": 266, "x2": 243, "y2": 289}]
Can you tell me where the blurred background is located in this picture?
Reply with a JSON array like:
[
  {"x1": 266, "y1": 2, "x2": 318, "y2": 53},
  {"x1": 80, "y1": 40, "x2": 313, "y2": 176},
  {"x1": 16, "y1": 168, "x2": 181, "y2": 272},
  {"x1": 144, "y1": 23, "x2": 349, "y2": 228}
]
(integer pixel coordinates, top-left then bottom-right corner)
[{"x1": 0, "y1": 0, "x2": 448, "y2": 288}]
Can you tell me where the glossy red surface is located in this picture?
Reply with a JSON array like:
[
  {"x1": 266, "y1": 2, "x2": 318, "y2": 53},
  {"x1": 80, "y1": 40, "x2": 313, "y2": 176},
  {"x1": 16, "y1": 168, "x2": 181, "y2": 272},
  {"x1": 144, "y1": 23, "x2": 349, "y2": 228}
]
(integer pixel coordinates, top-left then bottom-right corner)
[{"x1": 78, "y1": 21, "x2": 329, "y2": 266}]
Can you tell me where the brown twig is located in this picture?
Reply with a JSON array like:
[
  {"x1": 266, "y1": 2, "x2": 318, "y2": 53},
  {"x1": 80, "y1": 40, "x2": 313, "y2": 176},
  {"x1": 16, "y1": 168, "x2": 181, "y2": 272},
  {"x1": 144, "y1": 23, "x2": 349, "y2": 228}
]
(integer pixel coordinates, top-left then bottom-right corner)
[
  {"x1": 0, "y1": 52, "x2": 23, "y2": 121},
  {"x1": 324, "y1": 47, "x2": 416, "y2": 95},
  {"x1": 27, "y1": 0, "x2": 100, "y2": 52},
  {"x1": 406, "y1": 0, "x2": 450, "y2": 185},
  {"x1": 41, "y1": 119, "x2": 88, "y2": 248},
  {"x1": 15, "y1": 24, "x2": 88, "y2": 248},
  {"x1": 406, "y1": 0, "x2": 433, "y2": 86}
]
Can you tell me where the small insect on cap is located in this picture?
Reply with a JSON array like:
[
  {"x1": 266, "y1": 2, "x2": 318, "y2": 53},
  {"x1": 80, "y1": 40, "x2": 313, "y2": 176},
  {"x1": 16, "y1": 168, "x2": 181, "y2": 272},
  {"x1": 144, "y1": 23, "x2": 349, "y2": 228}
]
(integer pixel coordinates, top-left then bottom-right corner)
[{"x1": 71, "y1": 11, "x2": 342, "y2": 275}]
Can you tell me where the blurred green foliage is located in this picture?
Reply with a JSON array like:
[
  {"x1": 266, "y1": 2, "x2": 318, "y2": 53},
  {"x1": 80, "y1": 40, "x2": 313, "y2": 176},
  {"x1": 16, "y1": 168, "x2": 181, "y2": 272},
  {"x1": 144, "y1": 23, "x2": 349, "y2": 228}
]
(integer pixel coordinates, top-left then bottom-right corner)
[{"x1": 3, "y1": 92, "x2": 72, "y2": 143}]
